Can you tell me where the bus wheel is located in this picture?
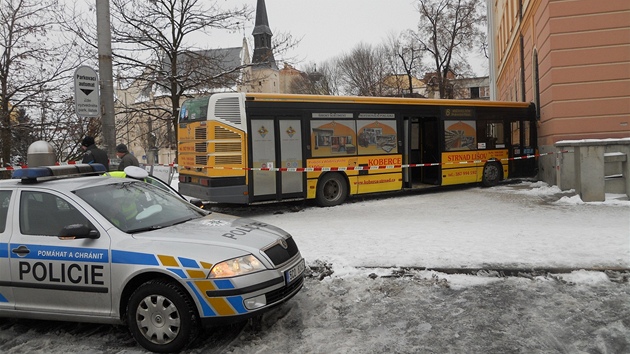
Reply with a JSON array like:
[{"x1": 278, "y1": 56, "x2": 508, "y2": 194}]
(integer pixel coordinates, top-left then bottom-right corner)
[
  {"x1": 316, "y1": 173, "x2": 348, "y2": 207},
  {"x1": 482, "y1": 162, "x2": 502, "y2": 187},
  {"x1": 126, "y1": 279, "x2": 199, "y2": 353}
]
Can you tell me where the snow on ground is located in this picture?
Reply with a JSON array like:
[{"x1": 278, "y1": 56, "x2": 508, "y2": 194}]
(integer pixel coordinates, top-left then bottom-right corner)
[
  {"x1": 211, "y1": 181, "x2": 630, "y2": 353},
  {"x1": 238, "y1": 181, "x2": 630, "y2": 278},
  {"x1": 1, "y1": 180, "x2": 629, "y2": 353}
]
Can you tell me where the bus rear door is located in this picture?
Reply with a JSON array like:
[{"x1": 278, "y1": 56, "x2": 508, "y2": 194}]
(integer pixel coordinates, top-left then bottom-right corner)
[{"x1": 249, "y1": 117, "x2": 305, "y2": 202}]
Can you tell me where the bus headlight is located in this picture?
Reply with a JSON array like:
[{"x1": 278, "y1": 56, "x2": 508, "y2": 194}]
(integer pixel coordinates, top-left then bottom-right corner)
[{"x1": 208, "y1": 255, "x2": 266, "y2": 278}]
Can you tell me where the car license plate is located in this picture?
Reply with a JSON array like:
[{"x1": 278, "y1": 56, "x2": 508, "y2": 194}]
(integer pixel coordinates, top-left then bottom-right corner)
[{"x1": 285, "y1": 259, "x2": 305, "y2": 284}]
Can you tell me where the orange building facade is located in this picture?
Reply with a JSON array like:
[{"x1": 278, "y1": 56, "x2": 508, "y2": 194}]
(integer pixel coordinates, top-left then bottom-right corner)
[{"x1": 488, "y1": 0, "x2": 630, "y2": 184}]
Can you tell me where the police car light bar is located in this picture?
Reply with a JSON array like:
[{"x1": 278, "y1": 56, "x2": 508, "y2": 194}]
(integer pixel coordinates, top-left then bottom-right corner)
[{"x1": 12, "y1": 164, "x2": 107, "y2": 183}]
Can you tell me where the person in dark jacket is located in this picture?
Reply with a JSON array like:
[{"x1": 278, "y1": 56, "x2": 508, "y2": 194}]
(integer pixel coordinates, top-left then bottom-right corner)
[
  {"x1": 116, "y1": 144, "x2": 140, "y2": 171},
  {"x1": 81, "y1": 136, "x2": 110, "y2": 171}
]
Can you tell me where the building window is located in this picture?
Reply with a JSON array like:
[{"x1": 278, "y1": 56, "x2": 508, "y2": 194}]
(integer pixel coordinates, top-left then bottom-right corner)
[
  {"x1": 533, "y1": 49, "x2": 540, "y2": 119},
  {"x1": 470, "y1": 87, "x2": 480, "y2": 98}
]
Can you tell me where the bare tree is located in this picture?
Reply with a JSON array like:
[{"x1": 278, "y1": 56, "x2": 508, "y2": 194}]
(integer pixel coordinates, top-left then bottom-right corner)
[
  {"x1": 102, "y1": 0, "x2": 253, "y2": 153},
  {"x1": 0, "y1": 0, "x2": 83, "y2": 165},
  {"x1": 10, "y1": 107, "x2": 33, "y2": 165},
  {"x1": 385, "y1": 31, "x2": 425, "y2": 97},
  {"x1": 289, "y1": 62, "x2": 341, "y2": 96},
  {"x1": 413, "y1": 0, "x2": 486, "y2": 99},
  {"x1": 65, "y1": 0, "x2": 299, "y2": 162},
  {"x1": 292, "y1": 36, "x2": 424, "y2": 98},
  {"x1": 116, "y1": 97, "x2": 173, "y2": 165},
  {"x1": 36, "y1": 94, "x2": 102, "y2": 163},
  {"x1": 337, "y1": 43, "x2": 390, "y2": 96}
]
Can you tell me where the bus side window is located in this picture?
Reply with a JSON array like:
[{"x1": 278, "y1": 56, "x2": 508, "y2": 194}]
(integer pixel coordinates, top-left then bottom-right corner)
[
  {"x1": 511, "y1": 121, "x2": 520, "y2": 153},
  {"x1": 486, "y1": 122, "x2": 504, "y2": 149}
]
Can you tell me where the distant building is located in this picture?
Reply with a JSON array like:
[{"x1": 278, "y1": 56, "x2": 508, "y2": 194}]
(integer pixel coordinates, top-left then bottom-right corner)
[
  {"x1": 380, "y1": 74, "x2": 426, "y2": 98},
  {"x1": 421, "y1": 71, "x2": 489, "y2": 100},
  {"x1": 488, "y1": 0, "x2": 630, "y2": 184},
  {"x1": 279, "y1": 63, "x2": 306, "y2": 93},
  {"x1": 452, "y1": 77, "x2": 490, "y2": 100}
]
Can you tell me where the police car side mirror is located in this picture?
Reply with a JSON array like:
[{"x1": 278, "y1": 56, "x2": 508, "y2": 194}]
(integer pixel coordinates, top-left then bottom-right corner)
[
  {"x1": 59, "y1": 224, "x2": 100, "y2": 240},
  {"x1": 189, "y1": 198, "x2": 205, "y2": 208}
]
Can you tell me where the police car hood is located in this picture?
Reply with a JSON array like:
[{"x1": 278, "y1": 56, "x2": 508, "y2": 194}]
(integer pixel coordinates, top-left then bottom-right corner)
[{"x1": 131, "y1": 212, "x2": 290, "y2": 250}]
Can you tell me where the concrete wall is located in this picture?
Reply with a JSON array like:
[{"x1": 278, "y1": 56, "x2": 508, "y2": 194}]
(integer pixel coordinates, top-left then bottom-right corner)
[
  {"x1": 537, "y1": 143, "x2": 557, "y2": 186},
  {"x1": 556, "y1": 138, "x2": 630, "y2": 201}
]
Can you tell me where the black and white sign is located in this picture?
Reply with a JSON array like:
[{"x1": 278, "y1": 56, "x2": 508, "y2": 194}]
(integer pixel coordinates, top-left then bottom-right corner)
[{"x1": 74, "y1": 66, "x2": 101, "y2": 117}]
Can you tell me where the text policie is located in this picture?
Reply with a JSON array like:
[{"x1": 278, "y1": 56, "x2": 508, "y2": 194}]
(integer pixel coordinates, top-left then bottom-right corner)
[{"x1": 19, "y1": 261, "x2": 105, "y2": 285}]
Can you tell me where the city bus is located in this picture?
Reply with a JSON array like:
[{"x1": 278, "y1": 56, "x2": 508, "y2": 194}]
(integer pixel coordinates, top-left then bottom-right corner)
[{"x1": 177, "y1": 93, "x2": 537, "y2": 206}]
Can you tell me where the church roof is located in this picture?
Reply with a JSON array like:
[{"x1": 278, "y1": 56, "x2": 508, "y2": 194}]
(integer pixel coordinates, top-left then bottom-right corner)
[{"x1": 253, "y1": 0, "x2": 273, "y2": 36}]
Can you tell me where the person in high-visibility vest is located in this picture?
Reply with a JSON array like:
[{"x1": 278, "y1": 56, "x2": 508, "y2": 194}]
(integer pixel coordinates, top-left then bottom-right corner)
[
  {"x1": 100, "y1": 192, "x2": 138, "y2": 229},
  {"x1": 113, "y1": 197, "x2": 138, "y2": 228},
  {"x1": 103, "y1": 168, "x2": 148, "y2": 229}
]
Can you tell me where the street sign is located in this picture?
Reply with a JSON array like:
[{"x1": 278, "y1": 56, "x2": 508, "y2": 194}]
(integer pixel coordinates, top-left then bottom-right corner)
[{"x1": 74, "y1": 66, "x2": 101, "y2": 117}]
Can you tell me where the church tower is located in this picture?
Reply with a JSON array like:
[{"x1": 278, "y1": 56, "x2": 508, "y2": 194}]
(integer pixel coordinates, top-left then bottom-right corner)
[{"x1": 249, "y1": 0, "x2": 279, "y2": 93}]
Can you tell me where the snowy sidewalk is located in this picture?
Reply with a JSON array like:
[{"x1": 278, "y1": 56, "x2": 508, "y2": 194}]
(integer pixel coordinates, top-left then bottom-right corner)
[{"x1": 240, "y1": 181, "x2": 630, "y2": 277}]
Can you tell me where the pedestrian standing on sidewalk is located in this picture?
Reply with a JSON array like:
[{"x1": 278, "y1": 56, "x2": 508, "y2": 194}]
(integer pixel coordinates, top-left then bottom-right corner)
[
  {"x1": 116, "y1": 144, "x2": 140, "y2": 171},
  {"x1": 81, "y1": 136, "x2": 110, "y2": 171}
]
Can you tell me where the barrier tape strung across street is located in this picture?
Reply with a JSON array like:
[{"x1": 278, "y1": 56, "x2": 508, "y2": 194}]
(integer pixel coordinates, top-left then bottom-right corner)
[
  {"x1": 179, "y1": 150, "x2": 571, "y2": 172},
  {"x1": 0, "y1": 151, "x2": 569, "y2": 173},
  {"x1": 0, "y1": 160, "x2": 177, "y2": 172}
]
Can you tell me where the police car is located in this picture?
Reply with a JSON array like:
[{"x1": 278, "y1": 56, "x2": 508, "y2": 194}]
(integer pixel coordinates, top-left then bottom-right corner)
[{"x1": 0, "y1": 164, "x2": 305, "y2": 353}]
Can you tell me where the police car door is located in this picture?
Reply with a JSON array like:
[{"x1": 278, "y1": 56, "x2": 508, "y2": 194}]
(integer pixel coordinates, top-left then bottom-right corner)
[
  {"x1": 0, "y1": 190, "x2": 14, "y2": 310},
  {"x1": 9, "y1": 189, "x2": 112, "y2": 316}
]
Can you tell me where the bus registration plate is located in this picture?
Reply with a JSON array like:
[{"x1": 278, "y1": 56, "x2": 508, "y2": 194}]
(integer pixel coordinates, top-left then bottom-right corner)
[{"x1": 285, "y1": 259, "x2": 305, "y2": 284}]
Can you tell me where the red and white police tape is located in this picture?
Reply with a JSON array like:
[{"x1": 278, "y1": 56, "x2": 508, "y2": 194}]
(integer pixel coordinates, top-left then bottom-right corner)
[
  {"x1": 0, "y1": 151, "x2": 569, "y2": 173},
  {"x1": 178, "y1": 151, "x2": 570, "y2": 172}
]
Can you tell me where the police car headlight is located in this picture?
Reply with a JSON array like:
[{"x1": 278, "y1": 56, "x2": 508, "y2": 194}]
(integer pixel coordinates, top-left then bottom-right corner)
[{"x1": 208, "y1": 255, "x2": 266, "y2": 278}]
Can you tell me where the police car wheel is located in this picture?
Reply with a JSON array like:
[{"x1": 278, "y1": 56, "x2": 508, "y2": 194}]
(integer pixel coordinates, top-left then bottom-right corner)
[{"x1": 127, "y1": 279, "x2": 199, "y2": 353}]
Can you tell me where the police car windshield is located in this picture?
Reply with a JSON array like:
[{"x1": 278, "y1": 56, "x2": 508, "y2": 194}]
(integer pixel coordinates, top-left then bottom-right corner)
[{"x1": 74, "y1": 180, "x2": 205, "y2": 233}]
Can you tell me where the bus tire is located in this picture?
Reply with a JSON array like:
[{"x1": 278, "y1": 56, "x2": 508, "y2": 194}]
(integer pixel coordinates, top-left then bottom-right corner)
[
  {"x1": 482, "y1": 162, "x2": 502, "y2": 187},
  {"x1": 316, "y1": 173, "x2": 348, "y2": 207},
  {"x1": 126, "y1": 279, "x2": 199, "y2": 353}
]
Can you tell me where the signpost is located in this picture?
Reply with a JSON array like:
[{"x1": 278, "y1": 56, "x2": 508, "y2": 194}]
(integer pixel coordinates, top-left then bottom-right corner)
[{"x1": 74, "y1": 66, "x2": 101, "y2": 117}]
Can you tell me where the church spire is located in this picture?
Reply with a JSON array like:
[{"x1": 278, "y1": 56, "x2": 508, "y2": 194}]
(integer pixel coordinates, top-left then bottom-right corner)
[{"x1": 251, "y1": 0, "x2": 277, "y2": 69}]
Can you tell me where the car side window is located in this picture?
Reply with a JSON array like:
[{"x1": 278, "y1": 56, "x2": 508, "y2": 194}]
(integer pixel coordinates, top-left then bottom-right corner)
[
  {"x1": 0, "y1": 190, "x2": 12, "y2": 233},
  {"x1": 19, "y1": 191, "x2": 93, "y2": 236}
]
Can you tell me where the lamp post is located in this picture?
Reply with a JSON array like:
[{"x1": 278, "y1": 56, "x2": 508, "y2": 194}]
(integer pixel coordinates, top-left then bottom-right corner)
[{"x1": 96, "y1": 0, "x2": 116, "y2": 159}]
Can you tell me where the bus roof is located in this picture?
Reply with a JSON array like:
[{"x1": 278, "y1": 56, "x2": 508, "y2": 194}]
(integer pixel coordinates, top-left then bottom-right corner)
[{"x1": 245, "y1": 93, "x2": 533, "y2": 109}]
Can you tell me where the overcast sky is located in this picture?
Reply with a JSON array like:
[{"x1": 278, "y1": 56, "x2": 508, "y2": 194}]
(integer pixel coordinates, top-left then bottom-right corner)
[{"x1": 210, "y1": 0, "x2": 489, "y2": 75}]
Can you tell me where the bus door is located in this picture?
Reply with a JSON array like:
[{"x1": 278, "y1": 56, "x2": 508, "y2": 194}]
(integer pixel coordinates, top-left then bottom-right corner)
[
  {"x1": 405, "y1": 116, "x2": 440, "y2": 187},
  {"x1": 249, "y1": 118, "x2": 304, "y2": 202},
  {"x1": 509, "y1": 119, "x2": 537, "y2": 178},
  {"x1": 405, "y1": 117, "x2": 421, "y2": 187},
  {"x1": 420, "y1": 117, "x2": 440, "y2": 184}
]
